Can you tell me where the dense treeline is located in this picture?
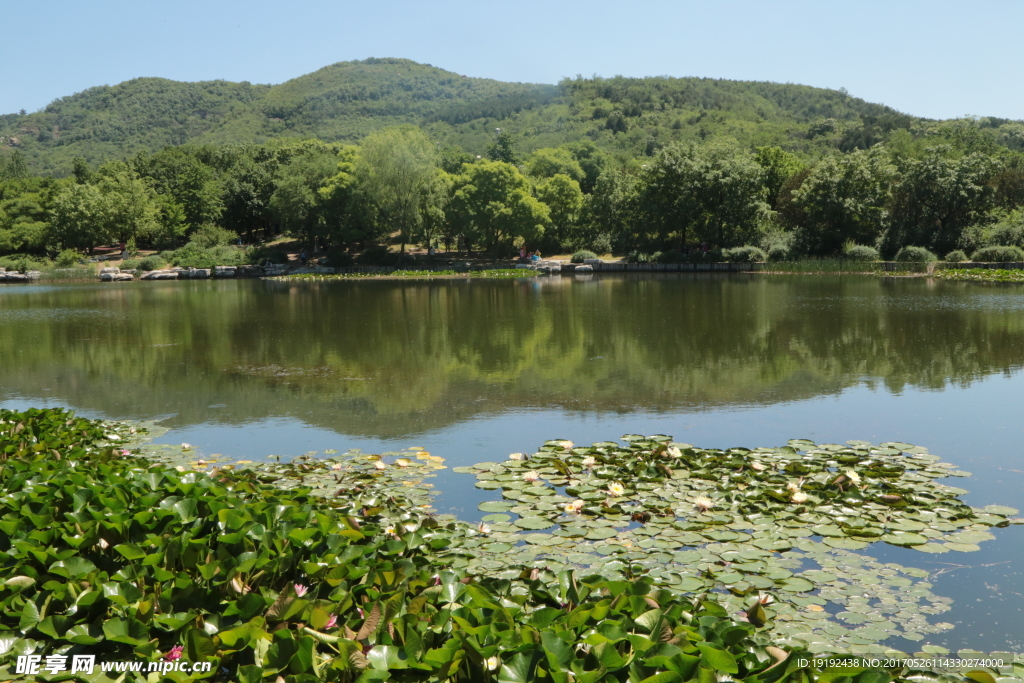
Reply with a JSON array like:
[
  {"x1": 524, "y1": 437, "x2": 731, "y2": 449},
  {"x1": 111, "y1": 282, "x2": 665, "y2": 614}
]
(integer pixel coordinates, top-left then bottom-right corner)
[{"x1": 3, "y1": 116, "x2": 1024, "y2": 266}]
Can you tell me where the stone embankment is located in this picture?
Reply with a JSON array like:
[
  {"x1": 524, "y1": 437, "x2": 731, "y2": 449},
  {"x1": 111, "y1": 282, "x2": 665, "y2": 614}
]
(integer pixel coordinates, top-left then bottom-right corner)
[{"x1": 0, "y1": 268, "x2": 41, "y2": 282}]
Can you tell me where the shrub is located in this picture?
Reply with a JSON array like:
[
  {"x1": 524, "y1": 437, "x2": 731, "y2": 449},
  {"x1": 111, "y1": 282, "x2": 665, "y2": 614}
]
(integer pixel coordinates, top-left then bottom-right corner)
[
  {"x1": 358, "y1": 244, "x2": 398, "y2": 266},
  {"x1": 894, "y1": 246, "x2": 937, "y2": 262},
  {"x1": 54, "y1": 249, "x2": 82, "y2": 268},
  {"x1": 970, "y1": 245, "x2": 1024, "y2": 262},
  {"x1": 656, "y1": 250, "x2": 686, "y2": 263},
  {"x1": 571, "y1": 250, "x2": 597, "y2": 263},
  {"x1": 626, "y1": 250, "x2": 654, "y2": 264},
  {"x1": 723, "y1": 246, "x2": 767, "y2": 263},
  {"x1": 161, "y1": 244, "x2": 246, "y2": 269},
  {"x1": 843, "y1": 244, "x2": 879, "y2": 261},
  {"x1": 944, "y1": 249, "x2": 968, "y2": 263},
  {"x1": 589, "y1": 233, "x2": 612, "y2": 255},
  {"x1": 189, "y1": 223, "x2": 238, "y2": 249}
]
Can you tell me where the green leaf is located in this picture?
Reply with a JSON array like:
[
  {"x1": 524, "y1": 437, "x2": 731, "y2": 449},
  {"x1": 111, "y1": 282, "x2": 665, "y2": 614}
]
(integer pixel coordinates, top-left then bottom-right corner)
[
  {"x1": 964, "y1": 672, "x2": 998, "y2": 683},
  {"x1": 114, "y1": 543, "x2": 146, "y2": 560},
  {"x1": 499, "y1": 652, "x2": 538, "y2": 683},
  {"x1": 695, "y1": 643, "x2": 738, "y2": 673}
]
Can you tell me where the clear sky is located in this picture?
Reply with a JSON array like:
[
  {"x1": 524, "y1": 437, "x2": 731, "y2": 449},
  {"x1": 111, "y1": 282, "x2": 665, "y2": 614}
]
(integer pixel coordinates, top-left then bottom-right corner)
[{"x1": 2, "y1": 0, "x2": 1021, "y2": 121}]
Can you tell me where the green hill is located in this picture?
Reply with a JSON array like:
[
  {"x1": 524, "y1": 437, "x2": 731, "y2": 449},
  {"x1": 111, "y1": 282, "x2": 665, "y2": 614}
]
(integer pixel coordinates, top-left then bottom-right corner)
[{"x1": 3, "y1": 57, "x2": 1021, "y2": 175}]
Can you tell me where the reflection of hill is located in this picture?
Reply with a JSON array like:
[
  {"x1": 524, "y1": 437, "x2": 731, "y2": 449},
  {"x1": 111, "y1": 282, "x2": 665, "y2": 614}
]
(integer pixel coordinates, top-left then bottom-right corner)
[{"x1": 1, "y1": 276, "x2": 1022, "y2": 437}]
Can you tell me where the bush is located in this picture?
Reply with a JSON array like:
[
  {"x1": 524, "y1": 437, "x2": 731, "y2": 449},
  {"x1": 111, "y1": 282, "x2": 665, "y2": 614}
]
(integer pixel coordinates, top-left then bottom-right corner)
[
  {"x1": 656, "y1": 250, "x2": 687, "y2": 263},
  {"x1": 244, "y1": 243, "x2": 289, "y2": 265},
  {"x1": 723, "y1": 246, "x2": 767, "y2": 263},
  {"x1": 571, "y1": 250, "x2": 598, "y2": 263},
  {"x1": 843, "y1": 244, "x2": 879, "y2": 261},
  {"x1": 970, "y1": 245, "x2": 1024, "y2": 262},
  {"x1": 54, "y1": 249, "x2": 82, "y2": 268},
  {"x1": 358, "y1": 244, "x2": 398, "y2": 266},
  {"x1": 0, "y1": 255, "x2": 47, "y2": 273},
  {"x1": 189, "y1": 223, "x2": 238, "y2": 249},
  {"x1": 161, "y1": 244, "x2": 246, "y2": 269},
  {"x1": 589, "y1": 233, "x2": 612, "y2": 256},
  {"x1": 944, "y1": 249, "x2": 968, "y2": 263},
  {"x1": 894, "y1": 246, "x2": 937, "y2": 262}
]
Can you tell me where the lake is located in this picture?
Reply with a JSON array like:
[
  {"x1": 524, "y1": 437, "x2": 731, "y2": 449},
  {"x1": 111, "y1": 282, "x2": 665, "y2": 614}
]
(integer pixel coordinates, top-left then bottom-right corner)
[{"x1": 1, "y1": 273, "x2": 1022, "y2": 654}]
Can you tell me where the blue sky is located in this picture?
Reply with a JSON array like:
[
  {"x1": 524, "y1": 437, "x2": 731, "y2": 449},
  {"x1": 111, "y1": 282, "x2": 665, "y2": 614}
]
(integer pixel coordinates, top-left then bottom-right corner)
[{"x1": 2, "y1": 0, "x2": 1021, "y2": 120}]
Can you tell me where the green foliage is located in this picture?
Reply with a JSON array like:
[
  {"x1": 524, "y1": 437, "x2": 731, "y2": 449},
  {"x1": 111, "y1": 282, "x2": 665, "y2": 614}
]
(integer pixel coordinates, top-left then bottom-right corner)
[
  {"x1": 0, "y1": 408, "x2": 842, "y2": 682},
  {"x1": 634, "y1": 140, "x2": 770, "y2": 251},
  {"x1": 944, "y1": 249, "x2": 968, "y2": 262},
  {"x1": 571, "y1": 250, "x2": 597, "y2": 263},
  {"x1": 189, "y1": 222, "x2": 237, "y2": 248},
  {"x1": 161, "y1": 243, "x2": 246, "y2": 269},
  {"x1": 842, "y1": 243, "x2": 880, "y2": 261},
  {"x1": 894, "y1": 246, "x2": 938, "y2": 262},
  {"x1": 54, "y1": 248, "x2": 82, "y2": 267},
  {"x1": 970, "y1": 245, "x2": 1024, "y2": 262},
  {"x1": 723, "y1": 245, "x2": 767, "y2": 262},
  {"x1": 791, "y1": 148, "x2": 894, "y2": 255},
  {"x1": 449, "y1": 160, "x2": 550, "y2": 251},
  {"x1": 938, "y1": 268, "x2": 1024, "y2": 282}
]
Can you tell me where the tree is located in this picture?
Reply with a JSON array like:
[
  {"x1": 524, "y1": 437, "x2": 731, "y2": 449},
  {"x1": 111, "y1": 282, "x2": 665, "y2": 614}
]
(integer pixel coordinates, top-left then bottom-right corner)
[
  {"x1": 270, "y1": 149, "x2": 341, "y2": 246},
  {"x1": 356, "y1": 127, "x2": 438, "y2": 252},
  {"x1": 790, "y1": 148, "x2": 895, "y2": 255},
  {"x1": 486, "y1": 130, "x2": 519, "y2": 164},
  {"x1": 635, "y1": 140, "x2": 770, "y2": 250},
  {"x1": 48, "y1": 183, "x2": 109, "y2": 253},
  {"x1": 755, "y1": 146, "x2": 803, "y2": 211},
  {"x1": 96, "y1": 165, "x2": 159, "y2": 243},
  {"x1": 449, "y1": 160, "x2": 549, "y2": 252},
  {"x1": 534, "y1": 174, "x2": 584, "y2": 250},
  {"x1": 884, "y1": 147, "x2": 997, "y2": 256},
  {"x1": 524, "y1": 148, "x2": 585, "y2": 185}
]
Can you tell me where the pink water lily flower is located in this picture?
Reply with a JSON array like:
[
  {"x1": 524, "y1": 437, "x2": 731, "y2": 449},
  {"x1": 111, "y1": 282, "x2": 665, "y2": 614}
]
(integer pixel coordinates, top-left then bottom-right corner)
[
  {"x1": 164, "y1": 645, "x2": 184, "y2": 661},
  {"x1": 325, "y1": 613, "x2": 338, "y2": 629},
  {"x1": 294, "y1": 584, "x2": 309, "y2": 597}
]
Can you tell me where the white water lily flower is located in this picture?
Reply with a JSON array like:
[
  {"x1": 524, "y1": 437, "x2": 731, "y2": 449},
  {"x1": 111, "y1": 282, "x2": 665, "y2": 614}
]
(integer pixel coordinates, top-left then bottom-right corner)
[
  {"x1": 181, "y1": 443, "x2": 192, "y2": 450},
  {"x1": 786, "y1": 481, "x2": 801, "y2": 492},
  {"x1": 666, "y1": 446, "x2": 682, "y2": 458},
  {"x1": 555, "y1": 440, "x2": 574, "y2": 449},
  {"x1": 564, "y1": 499, "x2": 585, "y2": 514},
  {"x1": 522, "y1": 470, "x2": 540, "y2": 482},
  {"x1": 374, "y1": 460, "x2": 387, "y2": 470},
  {"x1": 175, "y1": 465, "x2": 186, "y2": 472},
  {"x1": 607, "y1": 482, "x2": 626, "y2": 497},
  {"x1": 478, "y1": 522, "x2": 491, "y2": 534},
  {"x1": 581, "y1": 456, "x2": 597, "y2": 468},
  {"x1": 105, "y1": 434, "x2": 120, "y2": 441},
  {"x1": 845, "y1": 470, "x2": 861, "y2": 484},
  {"x1": 384, "y1": 525, "x2": 397, "y2": 535},
  {"x1": 395, "y1": 458, "x2": 411, "y2": 468},
  {"x1": 694, "y1": 496, "x2": 715, "y2": 512},
  {"x1": 486, "y1": 656, "x2": 501, "y2": 671},
  {"x1": 404, "y1": 523, "x2": 419, "y2": 533},
  {"x1": 508, "y1": 452, "x2": 525, "y2": 461},
  {"x1": 97, "y1": 538, "x2": 109, "y2": 549},
  {"x1": 750, "y1": 461, "x2": 765, "y2": 471},
  {"x1": 790, "y1": 491, "x2": 809, "y2": 504},
  {"x1": 330, "y1": 463, "x2": 343, "y2": 471}
]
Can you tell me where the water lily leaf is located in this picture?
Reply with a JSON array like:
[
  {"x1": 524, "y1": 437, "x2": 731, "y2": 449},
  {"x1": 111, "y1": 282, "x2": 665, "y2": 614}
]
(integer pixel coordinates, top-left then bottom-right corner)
[
  {"x1": 981, "y1": 505, "x2": 1018, "y2": 516},
  {"x1": 514, "y1": 517, "x2": 554, "y2": 530},
  {"x1": 479, "y1": 501, "x2": 514, "y2": 512},
  {"x1": 882, "y1": 532, "x2": 928, "y2": 546},
  {"x1": 942, "y1": 542, "x2": 980, "y2": 552},
  {"x1": 780, "y1": 577, "x2": 815, "y2": 592}
]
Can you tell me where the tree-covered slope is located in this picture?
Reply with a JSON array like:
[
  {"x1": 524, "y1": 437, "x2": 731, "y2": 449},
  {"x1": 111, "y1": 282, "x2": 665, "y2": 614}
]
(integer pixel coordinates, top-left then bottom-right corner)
[{"x1": 3, "y1": 57, "x2": 1021, "y2": 175}]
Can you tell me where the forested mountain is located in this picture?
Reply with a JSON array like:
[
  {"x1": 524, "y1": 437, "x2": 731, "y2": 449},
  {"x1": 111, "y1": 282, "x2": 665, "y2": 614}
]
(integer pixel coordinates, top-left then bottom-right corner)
[{"x1": 7, "y1": 57, "x2": 1020, "y2": 176}]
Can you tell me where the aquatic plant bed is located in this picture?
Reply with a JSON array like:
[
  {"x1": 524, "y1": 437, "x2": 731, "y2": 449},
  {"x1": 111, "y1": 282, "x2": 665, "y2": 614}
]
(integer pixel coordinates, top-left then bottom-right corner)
[
  {"x1": 934, "y1": 268, "x2": 1024, "y2": 283},
  {"x1": 280, "y1": 269, "x2": 541, "y2": 281},
  {"x1": 1, "y1": 409, "x2": 1021, "y2": 682}
]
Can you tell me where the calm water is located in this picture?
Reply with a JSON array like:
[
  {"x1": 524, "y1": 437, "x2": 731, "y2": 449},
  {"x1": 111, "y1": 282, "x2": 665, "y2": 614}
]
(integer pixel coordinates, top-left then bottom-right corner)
[{"x1": 1, "y1": 274, "x2": 1022, "y2": 653}]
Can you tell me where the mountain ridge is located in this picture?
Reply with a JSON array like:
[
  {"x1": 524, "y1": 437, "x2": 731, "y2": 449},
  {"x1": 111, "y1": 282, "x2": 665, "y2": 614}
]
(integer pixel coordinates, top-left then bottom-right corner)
[{"x1": 3, "y1": 57, "x2": 1019, "y2": 175}]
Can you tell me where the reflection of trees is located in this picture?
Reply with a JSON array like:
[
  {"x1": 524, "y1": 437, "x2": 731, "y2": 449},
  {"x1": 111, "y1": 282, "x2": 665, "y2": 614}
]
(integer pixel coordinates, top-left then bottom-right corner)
[{"x1": 1, "y1": 276, "x2": 1023, "y2": 437}]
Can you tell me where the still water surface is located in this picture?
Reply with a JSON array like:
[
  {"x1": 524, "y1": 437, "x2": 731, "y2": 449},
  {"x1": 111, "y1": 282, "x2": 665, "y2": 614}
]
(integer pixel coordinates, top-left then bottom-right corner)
[{"x1": 1, "y1": 274, "x2": 1022, "y2": 652}]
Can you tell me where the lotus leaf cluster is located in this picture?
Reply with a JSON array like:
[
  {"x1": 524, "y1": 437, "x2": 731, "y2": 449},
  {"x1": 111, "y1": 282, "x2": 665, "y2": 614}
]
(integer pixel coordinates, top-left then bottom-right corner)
[{"x1": 1, "y1": 410, "x2": 1018, "y2": 682}]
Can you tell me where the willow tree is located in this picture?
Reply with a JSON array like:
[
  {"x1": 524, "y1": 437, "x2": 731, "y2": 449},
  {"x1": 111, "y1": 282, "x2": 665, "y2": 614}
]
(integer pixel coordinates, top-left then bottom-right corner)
[{"x1": 356, "y1": 127, "x2": 439, "y2": 253}]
